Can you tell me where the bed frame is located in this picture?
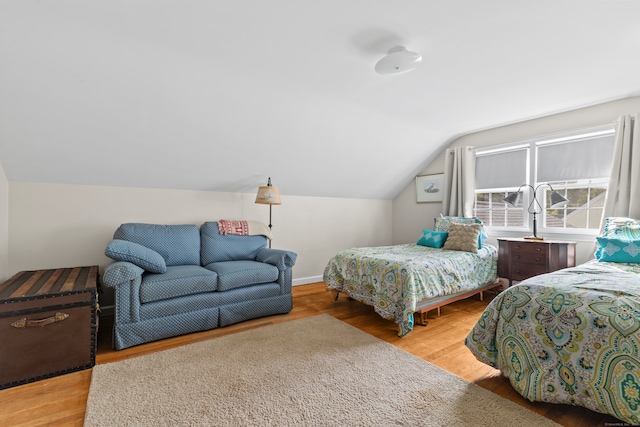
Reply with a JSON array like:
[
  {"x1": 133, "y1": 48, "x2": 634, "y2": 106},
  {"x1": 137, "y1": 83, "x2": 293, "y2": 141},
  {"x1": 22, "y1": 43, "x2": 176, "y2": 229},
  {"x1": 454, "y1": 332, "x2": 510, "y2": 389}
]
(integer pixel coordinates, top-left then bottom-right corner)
[
  {"x1": 413, "y1": 278, "x2": 504, "y2": 326},
  {"x1": 341, "y1": 278, "x2": 505, "y2": 328}
]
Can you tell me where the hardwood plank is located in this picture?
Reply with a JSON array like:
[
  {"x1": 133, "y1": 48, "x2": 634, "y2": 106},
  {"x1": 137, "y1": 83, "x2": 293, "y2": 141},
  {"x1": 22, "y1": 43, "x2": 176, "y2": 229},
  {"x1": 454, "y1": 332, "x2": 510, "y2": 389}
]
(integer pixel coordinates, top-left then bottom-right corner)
[{"x1": 0, "y1": 282, "x2": 622, "y2": 427}]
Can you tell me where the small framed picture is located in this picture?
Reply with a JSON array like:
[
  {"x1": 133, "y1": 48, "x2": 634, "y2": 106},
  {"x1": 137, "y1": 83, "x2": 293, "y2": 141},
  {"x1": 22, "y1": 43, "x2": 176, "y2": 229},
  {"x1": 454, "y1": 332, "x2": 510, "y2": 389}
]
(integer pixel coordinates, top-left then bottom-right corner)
[{"x1": 416, "y1": 174, "x2": 444, "y2": 203}]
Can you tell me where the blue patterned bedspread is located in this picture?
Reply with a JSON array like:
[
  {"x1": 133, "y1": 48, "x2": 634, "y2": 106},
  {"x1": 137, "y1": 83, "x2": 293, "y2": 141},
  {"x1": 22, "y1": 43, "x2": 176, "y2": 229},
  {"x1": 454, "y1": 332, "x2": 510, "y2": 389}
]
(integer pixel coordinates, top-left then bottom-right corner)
[
  {"x1": 465, "y1": 260, "x2": 640, "y2": 425},
  {"x1": 323, "y1": 243, "x2": 497, "y2": 336}
]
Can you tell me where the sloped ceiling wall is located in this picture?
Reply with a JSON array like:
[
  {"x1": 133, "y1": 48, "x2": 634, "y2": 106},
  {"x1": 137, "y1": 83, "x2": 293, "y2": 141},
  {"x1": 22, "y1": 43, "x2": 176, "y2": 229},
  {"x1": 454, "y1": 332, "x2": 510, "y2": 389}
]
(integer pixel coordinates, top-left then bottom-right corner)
[{"x1": 1, "y1": 1, "x2": 640, "y2": 200}]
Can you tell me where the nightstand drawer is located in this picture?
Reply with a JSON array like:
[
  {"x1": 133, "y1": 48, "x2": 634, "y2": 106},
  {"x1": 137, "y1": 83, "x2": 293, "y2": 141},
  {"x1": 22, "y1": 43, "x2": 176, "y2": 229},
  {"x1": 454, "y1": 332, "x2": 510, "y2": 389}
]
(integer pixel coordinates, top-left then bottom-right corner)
[
  {"x1": 511, "y1": 263, "x2": 545, "y2": 281},
  {"x1": 511, "y1": 252, "x2": 546, "y2": 265},
  {"x1": 511, "y1": 242, "x2": 546, "y2": 255}
]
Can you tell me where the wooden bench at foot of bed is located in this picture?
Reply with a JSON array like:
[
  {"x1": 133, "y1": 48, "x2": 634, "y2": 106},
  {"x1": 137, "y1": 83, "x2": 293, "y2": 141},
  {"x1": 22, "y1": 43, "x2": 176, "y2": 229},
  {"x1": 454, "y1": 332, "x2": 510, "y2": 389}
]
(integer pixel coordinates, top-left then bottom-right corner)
[{"x1": 413, "y1": 278, "x2": 505, "y2": 326}]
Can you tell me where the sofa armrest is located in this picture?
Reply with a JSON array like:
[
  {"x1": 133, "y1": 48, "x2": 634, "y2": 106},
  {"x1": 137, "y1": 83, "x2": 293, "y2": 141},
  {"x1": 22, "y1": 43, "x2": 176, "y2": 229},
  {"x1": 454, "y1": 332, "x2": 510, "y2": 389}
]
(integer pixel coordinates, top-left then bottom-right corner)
[
  {"x1": 103, "y1": 261, "x2": 143, "y2": 324},
  {"x1": 256, "y1": 248, "x2": 297, "y2": 270},
  {"x1": 103, "y1": 261, "x2": 144, "y2": 288}
]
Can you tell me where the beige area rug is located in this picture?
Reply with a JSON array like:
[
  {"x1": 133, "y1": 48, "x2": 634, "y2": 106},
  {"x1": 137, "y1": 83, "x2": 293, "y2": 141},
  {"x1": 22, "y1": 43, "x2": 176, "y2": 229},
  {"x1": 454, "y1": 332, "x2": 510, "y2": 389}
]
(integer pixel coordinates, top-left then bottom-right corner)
[{"x1": 85, "y1": 314, "x2": 559, "y2": 427}]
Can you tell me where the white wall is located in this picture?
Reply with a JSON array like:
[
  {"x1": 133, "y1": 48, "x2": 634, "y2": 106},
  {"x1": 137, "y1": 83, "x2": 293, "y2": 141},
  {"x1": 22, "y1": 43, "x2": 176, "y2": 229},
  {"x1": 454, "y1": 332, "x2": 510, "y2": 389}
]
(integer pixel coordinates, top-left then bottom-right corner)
[
  {"x1": 0, "y1": 162, "x2": 8, "y2": 282},
  {"x1": 9, "y1": 182, "x2": 392, "y2": 307},
  {"x1": 392, "y1": 96, "x2": 640, "y2": 264},
  {"x1": 392, "y1": 158, "x2": 449, "y2": 246}
]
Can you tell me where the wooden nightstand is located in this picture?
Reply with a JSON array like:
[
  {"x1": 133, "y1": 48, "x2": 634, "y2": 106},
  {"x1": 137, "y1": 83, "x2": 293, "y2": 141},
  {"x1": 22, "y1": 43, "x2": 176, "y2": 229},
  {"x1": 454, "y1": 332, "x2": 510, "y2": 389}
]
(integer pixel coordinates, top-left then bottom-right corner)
[{"x1": 497, "y1": 238, "x2": 576, "y2": 286}]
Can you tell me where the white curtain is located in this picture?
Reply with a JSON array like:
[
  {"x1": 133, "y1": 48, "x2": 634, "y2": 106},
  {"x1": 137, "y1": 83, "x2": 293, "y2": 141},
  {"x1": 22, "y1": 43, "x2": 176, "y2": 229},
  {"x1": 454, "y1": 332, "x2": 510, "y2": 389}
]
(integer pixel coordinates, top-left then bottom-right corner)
[
  {"x1": 442, "y1": 146, "x2": 476, "y2": 217},
  {"x1": 602, "y1": 113, "x2": 640, "y2": 224}
]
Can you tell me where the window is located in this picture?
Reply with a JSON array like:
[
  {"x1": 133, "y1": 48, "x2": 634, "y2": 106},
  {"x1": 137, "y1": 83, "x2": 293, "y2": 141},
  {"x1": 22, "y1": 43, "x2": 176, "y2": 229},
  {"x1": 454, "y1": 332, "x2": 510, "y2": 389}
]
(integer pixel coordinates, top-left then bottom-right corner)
[
  {"x1": 475, "y1": 145, "x2": 529, "y2": 228},
  {"x1": 541, "y1": 180, "x2": 607, "y2": 230},
  {"x1": 474, "y1": 125, "x2": 615, "y2": 235}
]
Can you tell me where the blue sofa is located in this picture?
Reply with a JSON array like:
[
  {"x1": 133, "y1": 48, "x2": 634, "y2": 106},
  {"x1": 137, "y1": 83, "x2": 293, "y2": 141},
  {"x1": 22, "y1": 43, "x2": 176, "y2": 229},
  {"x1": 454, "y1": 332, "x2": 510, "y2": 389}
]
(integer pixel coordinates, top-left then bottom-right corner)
[{"x1": 102, "y1": 222, "x2": 297, "y2": 350}]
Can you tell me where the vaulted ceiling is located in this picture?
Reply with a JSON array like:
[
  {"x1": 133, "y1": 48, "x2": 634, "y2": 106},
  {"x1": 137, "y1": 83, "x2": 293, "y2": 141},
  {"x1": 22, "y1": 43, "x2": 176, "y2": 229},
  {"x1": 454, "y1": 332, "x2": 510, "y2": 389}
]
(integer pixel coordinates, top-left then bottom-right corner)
[{"x1": 1, "y1": 1, "x2": 640, "y2": 199}]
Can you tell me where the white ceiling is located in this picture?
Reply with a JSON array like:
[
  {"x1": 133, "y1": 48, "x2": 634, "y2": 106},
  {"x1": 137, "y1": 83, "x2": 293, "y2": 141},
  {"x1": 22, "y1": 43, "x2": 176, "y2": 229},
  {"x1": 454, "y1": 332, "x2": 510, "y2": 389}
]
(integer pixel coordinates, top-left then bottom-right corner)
[{"x1": 1, "y1": 1, "x2": 640, "y2": 200}]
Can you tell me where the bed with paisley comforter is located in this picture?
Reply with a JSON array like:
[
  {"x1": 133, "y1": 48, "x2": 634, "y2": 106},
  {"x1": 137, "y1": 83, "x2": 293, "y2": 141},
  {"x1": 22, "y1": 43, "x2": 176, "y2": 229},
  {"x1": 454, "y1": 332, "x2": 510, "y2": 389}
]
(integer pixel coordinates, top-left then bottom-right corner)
[
  {"x1": 465, "y1": 260, "x2": 640, "y2": 425},
  {"x1": 323, "y1": 243, "x2": 499, "y2": 336}
]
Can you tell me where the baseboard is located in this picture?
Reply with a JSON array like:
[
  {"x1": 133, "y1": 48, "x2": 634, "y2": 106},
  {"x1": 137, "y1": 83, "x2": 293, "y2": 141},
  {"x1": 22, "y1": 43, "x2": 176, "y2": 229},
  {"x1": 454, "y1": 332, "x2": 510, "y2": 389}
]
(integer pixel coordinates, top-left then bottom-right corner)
[{"x1": 292, "y1": 275, "x2": 323, "y2": 286}]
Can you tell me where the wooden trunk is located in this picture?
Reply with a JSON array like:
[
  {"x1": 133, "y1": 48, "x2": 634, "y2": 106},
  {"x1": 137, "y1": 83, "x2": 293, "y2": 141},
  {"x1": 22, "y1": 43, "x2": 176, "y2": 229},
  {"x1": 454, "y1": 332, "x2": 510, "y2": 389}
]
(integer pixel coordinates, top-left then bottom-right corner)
[{"x1": 0, "y1": 266, "x2": 98, "y2": 390}]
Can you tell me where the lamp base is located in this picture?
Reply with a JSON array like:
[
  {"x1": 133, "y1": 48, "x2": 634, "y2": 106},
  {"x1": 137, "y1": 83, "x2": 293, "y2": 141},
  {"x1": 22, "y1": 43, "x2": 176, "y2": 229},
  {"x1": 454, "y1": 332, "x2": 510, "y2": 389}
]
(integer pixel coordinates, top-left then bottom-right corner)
[{"x1": 524, "y1": 236, "x2": 544, "y2": 241}]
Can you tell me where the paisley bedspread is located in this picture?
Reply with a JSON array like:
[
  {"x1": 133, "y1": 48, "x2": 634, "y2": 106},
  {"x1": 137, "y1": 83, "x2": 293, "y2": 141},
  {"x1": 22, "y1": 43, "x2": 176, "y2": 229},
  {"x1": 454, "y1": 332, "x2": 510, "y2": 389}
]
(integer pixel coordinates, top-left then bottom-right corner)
[
  {"x1": 323, "y1": 243, "x2": 497, "y2": 336},
  {"x1": 465, "y1": 260, "x2": 640, "y2": 425}
]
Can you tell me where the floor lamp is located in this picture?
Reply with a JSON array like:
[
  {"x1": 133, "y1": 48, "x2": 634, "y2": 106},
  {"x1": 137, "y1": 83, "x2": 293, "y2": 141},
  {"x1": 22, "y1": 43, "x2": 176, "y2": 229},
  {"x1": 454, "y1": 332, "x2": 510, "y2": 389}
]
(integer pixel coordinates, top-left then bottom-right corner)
[
  {"x1": 255, "y1": 177, "x2": 281, "y2": 248},
  {"x1": 503, "y1": 183, "x2": 569, "y2": 240}
]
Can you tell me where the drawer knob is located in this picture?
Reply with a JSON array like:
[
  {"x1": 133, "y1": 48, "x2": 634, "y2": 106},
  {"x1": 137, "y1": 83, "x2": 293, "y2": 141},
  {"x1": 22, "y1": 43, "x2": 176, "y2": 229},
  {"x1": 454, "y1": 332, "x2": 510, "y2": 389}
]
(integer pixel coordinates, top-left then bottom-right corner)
[{"x1": 536, "y1": 247, "x2": 542, "y2": 252}]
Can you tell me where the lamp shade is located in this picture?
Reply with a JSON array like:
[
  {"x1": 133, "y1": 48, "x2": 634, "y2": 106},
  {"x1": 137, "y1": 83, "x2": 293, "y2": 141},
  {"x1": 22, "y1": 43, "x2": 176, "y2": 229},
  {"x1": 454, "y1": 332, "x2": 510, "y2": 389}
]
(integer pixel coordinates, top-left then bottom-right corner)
[
  {"x1": 503, "y1": 192, "x2": 520, "y2": 207},
  {"x1": 255, "y1": 178, "x2": 281, "y2": 205},
  {"x1": 549, "y1": 191, "x2": 569, "y2": 208}
]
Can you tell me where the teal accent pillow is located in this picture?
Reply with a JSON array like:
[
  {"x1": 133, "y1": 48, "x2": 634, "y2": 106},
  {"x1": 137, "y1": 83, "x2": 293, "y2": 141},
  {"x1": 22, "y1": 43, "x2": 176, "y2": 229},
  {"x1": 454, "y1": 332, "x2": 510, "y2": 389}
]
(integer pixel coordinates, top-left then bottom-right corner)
[
  {"x1": 596, "y1": 237, "x2": 640, "y2": 263},
  {"x1": 478, "y1": 225, "x2": 488, "y2": 248},
  {"x1": 105, "y1": 239, "x2": 167, "y2": 273},
  {"x1": 434, "y1": 215, "x2": 488, "y2": 249},
  {"x1": 417, "y1": 229, "x2": 448, "y2": 248}
]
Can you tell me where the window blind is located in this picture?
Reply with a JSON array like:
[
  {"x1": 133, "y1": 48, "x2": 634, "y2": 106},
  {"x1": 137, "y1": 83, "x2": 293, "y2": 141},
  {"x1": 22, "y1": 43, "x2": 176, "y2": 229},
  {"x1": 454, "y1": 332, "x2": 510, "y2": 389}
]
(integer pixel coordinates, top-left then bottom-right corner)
[
  {"x1": 536, "y1": 133, "x2": 615, "y2": 182},
  {"x1": 475, "y1": 147, "x2": 528, "y2": 189}
]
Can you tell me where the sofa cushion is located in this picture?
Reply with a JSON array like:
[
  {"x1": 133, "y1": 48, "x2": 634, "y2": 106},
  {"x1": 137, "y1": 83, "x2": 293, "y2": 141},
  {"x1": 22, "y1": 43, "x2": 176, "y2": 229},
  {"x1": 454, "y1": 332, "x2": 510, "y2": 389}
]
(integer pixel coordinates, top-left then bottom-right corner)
[
  {"x1": 200, "y1": 221, "x2": 267, "y2": 264},
  {"x1": 204, "y1": 260, "x2": 279, "y2": 292},
  {"x1": 105, "y1": 239, "x2": 167, "y2": 273},
  {"x1": 140, "y1": 265, "x2": 218, "y2": 304},
  {"x1": 114, "y1": 223, "x2": 200, "y2": 266}
]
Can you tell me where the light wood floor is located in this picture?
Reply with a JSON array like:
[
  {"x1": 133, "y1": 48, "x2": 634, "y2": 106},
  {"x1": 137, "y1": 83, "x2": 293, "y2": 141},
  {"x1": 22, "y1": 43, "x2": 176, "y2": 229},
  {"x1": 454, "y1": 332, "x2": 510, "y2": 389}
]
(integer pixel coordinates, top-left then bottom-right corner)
[{"x1": 1, "y1": 282, "x2": 621, "y2": 426}]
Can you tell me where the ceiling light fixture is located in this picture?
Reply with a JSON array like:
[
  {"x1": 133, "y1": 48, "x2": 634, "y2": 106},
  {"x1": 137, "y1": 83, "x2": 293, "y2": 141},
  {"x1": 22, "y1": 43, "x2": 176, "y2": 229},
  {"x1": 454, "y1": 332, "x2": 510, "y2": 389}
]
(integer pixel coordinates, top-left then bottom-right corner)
[{"x1": 375, "y1": 46, "x2": 422, "y2": 75}]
